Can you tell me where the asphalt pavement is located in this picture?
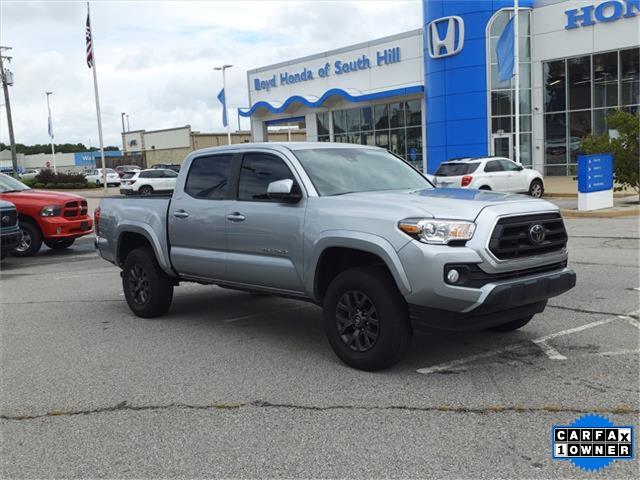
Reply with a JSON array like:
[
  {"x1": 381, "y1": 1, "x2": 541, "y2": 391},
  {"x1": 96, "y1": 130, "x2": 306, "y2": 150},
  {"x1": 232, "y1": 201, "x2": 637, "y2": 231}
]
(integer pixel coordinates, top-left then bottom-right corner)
[{"x1": 1, "y1": 217, "x2": 639, "y2": 478}]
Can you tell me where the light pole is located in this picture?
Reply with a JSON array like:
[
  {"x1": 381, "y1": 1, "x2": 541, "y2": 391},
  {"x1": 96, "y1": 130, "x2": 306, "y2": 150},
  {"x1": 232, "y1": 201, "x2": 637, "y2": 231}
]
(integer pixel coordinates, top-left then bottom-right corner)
[
  {"x1": 214, "y1": 64, "x2": 233, "y2": 145},
  {"x1": 0, "y1": 46, "x2": 18, "y2": 177},
  {"x1": 121, "y1": 112, "x2": 126, "y2": 155},
  {"x1": 46, "y1": 92, "x2": 57, "y2": 174}
]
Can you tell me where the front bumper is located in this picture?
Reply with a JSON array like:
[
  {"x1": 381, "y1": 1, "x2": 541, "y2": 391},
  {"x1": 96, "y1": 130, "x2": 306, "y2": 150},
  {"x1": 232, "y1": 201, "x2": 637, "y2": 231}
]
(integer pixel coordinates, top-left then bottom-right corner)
[
  {"x1": 408, "y1": 268, "x2": 576, "y2": 332},
  {"x1": 39, "y1": 216, "x2": 93, "y2": 239},
  {"x1": 1, "y1": 228, "x2": 21, "y2": 251}
]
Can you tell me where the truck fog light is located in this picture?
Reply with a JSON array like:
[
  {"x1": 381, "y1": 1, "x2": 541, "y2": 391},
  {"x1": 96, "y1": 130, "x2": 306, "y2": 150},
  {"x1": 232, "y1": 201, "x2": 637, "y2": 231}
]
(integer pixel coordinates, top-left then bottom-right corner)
[
  {"x1": 447, "y1": 269, "x2": 460, "y2": 284},
  {"x1": 56, "y1": 227, "x2": 62, "y2": 234}
]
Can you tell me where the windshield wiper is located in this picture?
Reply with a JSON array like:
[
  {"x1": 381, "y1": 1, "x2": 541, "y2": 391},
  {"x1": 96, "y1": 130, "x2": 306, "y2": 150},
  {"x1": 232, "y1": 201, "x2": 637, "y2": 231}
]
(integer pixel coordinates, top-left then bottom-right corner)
[{"x1": 1, "y1": 189, "x2": 27, "y2": 193}]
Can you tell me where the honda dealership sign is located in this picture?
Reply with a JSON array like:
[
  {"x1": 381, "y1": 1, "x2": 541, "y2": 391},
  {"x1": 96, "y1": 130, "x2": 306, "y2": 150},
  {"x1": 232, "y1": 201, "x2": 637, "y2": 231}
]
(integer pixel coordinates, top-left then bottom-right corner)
[{"x1": 427, "y1": 16, "x2": 465, "y2": 58}]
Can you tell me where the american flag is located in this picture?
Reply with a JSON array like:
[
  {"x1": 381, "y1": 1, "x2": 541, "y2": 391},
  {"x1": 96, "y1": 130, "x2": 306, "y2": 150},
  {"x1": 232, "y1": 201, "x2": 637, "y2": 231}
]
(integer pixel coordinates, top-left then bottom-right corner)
[{"x1": 85, "y1": 11, "x2": 93, "y2": 68}]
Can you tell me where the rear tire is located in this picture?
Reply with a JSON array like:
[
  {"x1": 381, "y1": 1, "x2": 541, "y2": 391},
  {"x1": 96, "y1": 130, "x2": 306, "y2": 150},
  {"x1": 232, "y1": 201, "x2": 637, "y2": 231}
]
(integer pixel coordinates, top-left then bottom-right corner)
[
  {"x1": 11, "y1": 219, "x2": 43, "y2": 257},
  {"x1": 139, "y1": 185, "x2": 153, "y2": 196},
  {"x1": 528, "y1": 179, "x2": 544, "y2": 198},
  {"x1": 44, "y1": 238, "x2": 75, "y2": 250},
  {"x1": 487, "y1": 315, "x2": 534, "y2": 332},
  {"x1": 122, "y1": 247, "x2": 173, "y2": 318},
  {"x1": 323, "y1": 266, "x2": 412, "y2": 371}
]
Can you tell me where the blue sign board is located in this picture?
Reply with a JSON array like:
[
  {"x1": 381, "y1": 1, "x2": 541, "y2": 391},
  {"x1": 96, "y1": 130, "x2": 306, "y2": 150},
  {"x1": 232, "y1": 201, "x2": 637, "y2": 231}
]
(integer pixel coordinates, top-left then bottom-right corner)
[
  {"x1": 74, "y1": 150, "x2": 122, "y2": 167},
  {"x1": 577, "y1": 153, "x2": 613, "y2": 193}
]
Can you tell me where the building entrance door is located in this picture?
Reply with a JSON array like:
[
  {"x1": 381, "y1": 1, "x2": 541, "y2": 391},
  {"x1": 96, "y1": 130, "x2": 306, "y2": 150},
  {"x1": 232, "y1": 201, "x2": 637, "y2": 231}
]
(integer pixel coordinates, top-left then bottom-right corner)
[{"x1": 491, "y1": 133, "x2": 513, "y2": 160}]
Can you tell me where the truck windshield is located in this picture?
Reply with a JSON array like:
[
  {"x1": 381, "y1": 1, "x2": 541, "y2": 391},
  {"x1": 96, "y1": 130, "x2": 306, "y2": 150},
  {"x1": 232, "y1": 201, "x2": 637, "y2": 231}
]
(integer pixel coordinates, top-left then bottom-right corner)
[
  {"x1": 0, "y1": 173, "x2": 30, "y2": 193},
  {"x1": 293, "y1": 148, "x2": 432, "y2": 196}
]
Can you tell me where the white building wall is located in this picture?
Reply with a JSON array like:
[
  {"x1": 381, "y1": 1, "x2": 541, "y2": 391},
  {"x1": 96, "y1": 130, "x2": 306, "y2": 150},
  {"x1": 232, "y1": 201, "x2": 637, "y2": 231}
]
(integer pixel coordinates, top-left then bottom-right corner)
[{"x1": 530, "y1": 0, "x2": 640, "y2": 171}]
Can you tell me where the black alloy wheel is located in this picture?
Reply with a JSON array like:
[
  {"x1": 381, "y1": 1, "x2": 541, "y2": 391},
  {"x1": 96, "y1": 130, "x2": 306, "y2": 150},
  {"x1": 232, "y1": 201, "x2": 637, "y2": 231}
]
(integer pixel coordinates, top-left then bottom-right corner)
[{"x1": 336, "y1": 290, "x2": 379, "y2": 352}]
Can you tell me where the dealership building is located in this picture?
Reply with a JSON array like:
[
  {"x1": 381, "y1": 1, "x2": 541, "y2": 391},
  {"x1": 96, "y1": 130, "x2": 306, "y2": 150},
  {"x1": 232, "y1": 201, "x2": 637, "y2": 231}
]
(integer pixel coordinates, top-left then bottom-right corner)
[{"x1": 240, "y1": 0, "x2": 639, "y2": 175}]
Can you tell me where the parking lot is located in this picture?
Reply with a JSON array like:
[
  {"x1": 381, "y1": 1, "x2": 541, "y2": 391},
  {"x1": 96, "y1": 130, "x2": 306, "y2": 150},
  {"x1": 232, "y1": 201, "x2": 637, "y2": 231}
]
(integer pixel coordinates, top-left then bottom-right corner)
[{"x1": 1, "y1": 215, "x2": 638, "y2": 478}]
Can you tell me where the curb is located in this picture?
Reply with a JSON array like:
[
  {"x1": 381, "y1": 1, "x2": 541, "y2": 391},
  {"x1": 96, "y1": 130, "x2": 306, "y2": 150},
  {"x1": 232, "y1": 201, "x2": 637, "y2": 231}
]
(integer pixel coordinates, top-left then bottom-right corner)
[
  {"x1": 560, "y1": 207, "x2": 640, "y2": 218},
  {"x1": 546, "y1": 193, "x2": 637, "y2": 199}
]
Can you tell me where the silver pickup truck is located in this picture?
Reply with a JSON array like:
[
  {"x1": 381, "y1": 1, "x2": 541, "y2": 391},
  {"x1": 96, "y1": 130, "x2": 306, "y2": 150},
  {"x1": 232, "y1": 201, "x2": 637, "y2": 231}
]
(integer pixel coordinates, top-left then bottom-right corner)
[{"x1": 95, "y1": 143, "x2": 576, "y2": 371}]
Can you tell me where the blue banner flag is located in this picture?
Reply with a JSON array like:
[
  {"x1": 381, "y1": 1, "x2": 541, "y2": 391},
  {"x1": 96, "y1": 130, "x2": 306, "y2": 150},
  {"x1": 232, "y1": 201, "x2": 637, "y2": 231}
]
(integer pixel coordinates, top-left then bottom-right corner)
[
  {"x1": 496, "y1": 17, "x2": 515, "y2": 82},
  {"x1": 217, "y1": 88, "x2": 228, "y2": 127}
]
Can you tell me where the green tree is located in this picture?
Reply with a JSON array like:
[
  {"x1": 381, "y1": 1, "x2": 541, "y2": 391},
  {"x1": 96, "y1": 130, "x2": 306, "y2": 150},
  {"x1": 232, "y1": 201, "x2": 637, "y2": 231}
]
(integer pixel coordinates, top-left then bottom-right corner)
[{"x1": 580, "y1": 109, "x2": 639, "y2": 199}]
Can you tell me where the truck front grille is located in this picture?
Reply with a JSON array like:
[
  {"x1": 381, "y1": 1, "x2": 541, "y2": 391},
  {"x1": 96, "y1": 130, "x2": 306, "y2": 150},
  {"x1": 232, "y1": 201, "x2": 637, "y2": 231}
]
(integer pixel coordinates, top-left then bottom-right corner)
[
  {"x1": 63, "y1": 200, "x2": 88, "y2": 218},
  {"x1": 489, "y1": 213, "x2": 567, "y2": 260},
  {"x1": 0, "y1": 209, "x2": 17, "y2": 227}
]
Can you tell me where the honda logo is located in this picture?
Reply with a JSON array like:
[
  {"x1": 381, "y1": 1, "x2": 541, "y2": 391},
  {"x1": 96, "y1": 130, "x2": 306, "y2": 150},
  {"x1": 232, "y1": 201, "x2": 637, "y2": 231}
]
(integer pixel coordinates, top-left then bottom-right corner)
[{"x1": 428, "y1": 16, "x2": 465, "y2": 59}]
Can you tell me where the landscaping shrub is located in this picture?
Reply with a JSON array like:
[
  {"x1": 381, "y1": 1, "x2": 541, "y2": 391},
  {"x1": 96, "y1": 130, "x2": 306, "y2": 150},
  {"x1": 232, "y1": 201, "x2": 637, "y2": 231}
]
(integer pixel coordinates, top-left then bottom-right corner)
[{"x1": 33, "y1": 169, "x2": 91, "y2": 189}]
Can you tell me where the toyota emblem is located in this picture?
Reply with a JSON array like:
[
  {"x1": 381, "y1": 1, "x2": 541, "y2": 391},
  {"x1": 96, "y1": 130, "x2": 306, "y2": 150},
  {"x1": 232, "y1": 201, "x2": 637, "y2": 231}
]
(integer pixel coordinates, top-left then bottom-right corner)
[{"x1": 528, "y1": 224, "x2": 546, "y2": 245}]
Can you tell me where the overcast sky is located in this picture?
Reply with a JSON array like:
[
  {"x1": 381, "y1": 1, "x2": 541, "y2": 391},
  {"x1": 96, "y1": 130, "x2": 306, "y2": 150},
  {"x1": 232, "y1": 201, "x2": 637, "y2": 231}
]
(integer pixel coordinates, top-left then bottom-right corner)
[{"x1": 0, "y1": 1, "x2": 422, "y2": 148}]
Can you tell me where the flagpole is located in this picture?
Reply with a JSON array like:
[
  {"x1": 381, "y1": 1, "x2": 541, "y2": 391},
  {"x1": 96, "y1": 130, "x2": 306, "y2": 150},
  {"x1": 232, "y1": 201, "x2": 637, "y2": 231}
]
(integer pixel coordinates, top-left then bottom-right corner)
[
  {"x1": 46, "y1": 92, "x2": 57, "y2": 174},
  {"x1": 87, "y1": 2, "x2": 107, "y2": 193},
  {"x1": 514, "y1": 0, "x2": 521, "y2": 164},
  {"x1": 222, "y1": 67, "x2": 231, "y2": 145}
]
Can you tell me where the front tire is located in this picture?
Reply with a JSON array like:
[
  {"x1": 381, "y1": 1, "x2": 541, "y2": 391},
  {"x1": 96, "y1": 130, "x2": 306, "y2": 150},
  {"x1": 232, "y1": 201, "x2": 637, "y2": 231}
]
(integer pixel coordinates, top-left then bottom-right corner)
[
  {"x1": 11, "y1": 219, "x2": 43, "y2": 257},
  {"x1": 323, "y1": 266, "x2": 412, "y2": 371},
  {"x1": 487, "y1": 315, "x2": 533, "y2": 332},
  {"x1": 122, "y1": 247, "x2": 174, "y2": 318},
  {"x1": 44, "y1": 238, "x2": 75, "y2": 250},
  {"x1": 528, "y1": 179, "x2": 544, "y2": 198}
]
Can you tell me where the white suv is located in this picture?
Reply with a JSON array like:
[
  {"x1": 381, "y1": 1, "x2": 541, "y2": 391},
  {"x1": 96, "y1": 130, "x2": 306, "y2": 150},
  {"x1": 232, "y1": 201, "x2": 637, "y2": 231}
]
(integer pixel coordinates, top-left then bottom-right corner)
[
  {"x1": 120, "y1": 168, "x2": 178, "y2": 195},
  {"x1": 84, "y1": 168, "x2": 121, "y2": 187},
  {"x1": 433, "y1": 157, "x2": 544, "y2": 197}
]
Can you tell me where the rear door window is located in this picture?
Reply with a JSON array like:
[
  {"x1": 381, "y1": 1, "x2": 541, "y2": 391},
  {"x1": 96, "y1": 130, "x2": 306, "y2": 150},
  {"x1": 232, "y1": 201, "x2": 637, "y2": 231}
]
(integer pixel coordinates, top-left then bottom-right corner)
[
  {"x1": 484, "y1": 160, "x2": 504, "y2": 172},
  {"x1": 185, "y1": 154, "x2": 233, "y2": 200},
  {"x1": 435, "y1": 162, "x2": 479, "y2": 176}
]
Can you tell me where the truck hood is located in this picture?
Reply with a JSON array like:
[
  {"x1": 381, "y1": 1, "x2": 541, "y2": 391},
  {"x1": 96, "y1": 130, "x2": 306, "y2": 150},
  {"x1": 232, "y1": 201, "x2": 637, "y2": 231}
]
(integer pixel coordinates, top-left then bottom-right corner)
[
  {"x1": 2, "y1": 189, "x2": 86, "y2": 205},
  {"x1": 339, "y1": 188, "x2": 556, "y2": 221}
]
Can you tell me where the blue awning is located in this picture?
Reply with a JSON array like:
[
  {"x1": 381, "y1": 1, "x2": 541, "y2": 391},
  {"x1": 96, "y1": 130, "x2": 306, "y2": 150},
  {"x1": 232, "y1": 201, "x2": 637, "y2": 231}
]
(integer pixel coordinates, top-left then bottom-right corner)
[{"x1": 238, "y1": 85, "x2": 424, "y2": 117}]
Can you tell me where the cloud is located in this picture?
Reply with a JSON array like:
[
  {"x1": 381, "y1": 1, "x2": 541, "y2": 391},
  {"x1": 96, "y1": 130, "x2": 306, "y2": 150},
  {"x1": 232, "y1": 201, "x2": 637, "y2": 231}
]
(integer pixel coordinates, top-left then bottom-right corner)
[{"x1": 0, "y1": 1, "x2": 422, "y2": 147}]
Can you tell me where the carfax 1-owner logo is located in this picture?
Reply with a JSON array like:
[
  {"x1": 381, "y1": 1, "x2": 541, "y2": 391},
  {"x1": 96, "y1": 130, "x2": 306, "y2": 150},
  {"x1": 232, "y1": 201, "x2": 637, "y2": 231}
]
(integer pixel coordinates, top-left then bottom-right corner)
[{"x1": 552, "y1": 414, "x2": 634, "y2": 472}]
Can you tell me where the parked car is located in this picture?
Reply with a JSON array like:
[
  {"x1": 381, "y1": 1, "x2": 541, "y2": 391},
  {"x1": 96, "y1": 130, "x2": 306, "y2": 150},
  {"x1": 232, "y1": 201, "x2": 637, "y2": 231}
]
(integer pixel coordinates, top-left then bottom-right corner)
[
  {"x1": 150, "y1": 163, "x2": 181, "y2": 173},
  {"x1": 0, "y1": 173, "x2": 93, "y2": 256},
  {"x1": 119, "y1": 168, "x2": 178, "y2": 195},
  {"x1": 115, "y1": 165, "x2": 141, "y2": 178},
  {"x1": 19, "y1": 169, "x2": 40, "y2": 181},
  {"x1": 433, "y1": 157, "x2": 545, "y2": 197},
  {"x1": 84, "y1": 168, "x2": 121, "y2": 186},
  {"x1": 0, "y1": 199, "x2": 21, "y2": 260},
  {"x1": 96, "y1": 143, "x2": 575, "y2": 371}
]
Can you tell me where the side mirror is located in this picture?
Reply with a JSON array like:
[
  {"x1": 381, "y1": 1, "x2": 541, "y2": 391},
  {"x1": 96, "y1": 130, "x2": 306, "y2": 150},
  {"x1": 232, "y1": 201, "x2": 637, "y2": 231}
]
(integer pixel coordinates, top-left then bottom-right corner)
[
  {"x1": 516, "y1": 165, "x2": 524, "y2": 171},
  {"x1": 267, "y1": 179, "x2": 302, "y2": 203}
]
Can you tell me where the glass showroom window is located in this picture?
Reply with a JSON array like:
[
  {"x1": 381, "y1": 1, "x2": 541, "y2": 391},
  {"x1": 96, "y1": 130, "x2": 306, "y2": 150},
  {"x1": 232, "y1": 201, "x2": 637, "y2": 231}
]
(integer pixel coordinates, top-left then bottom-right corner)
[
  {"x1": 317, "y1": 99, "x2": 423, "y2": 170},
  {"x1": 543, "y1": 48, "x2": 639, "y2": 176},
  {"x1": 487, "y1": 9, "x2": 533, "y2": 166}
]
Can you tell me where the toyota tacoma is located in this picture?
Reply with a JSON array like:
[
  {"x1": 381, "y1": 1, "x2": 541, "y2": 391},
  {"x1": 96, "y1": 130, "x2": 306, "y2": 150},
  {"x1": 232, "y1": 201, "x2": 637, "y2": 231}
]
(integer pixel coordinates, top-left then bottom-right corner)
[{"x1": 95, "y1": 143, "x2": 576, "y2": 370}]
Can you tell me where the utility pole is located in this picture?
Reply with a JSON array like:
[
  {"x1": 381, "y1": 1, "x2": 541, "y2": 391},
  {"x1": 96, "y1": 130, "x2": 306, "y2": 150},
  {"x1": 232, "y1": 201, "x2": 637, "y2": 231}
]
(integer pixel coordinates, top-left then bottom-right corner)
[{"x1": 0, "y1": 46, "x2": 19, "y2": 178}]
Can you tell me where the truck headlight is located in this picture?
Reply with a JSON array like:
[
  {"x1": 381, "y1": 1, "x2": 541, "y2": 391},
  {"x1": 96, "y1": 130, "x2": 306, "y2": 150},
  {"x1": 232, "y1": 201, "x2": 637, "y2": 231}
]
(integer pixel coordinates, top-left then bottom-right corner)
[
  {"x1": 398, "y1": 219, "x2": 476, "y2": 245},
  {"x1": 40, "y1": 205, "x2": 61, "y2": 217}
]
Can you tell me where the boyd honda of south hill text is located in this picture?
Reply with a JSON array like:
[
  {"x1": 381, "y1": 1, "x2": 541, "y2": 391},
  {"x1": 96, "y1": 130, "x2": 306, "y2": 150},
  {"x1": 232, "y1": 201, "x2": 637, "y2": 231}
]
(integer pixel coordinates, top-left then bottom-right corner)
[{"x1": 95, "y1": 143, "x2": 576, "y2": 371}]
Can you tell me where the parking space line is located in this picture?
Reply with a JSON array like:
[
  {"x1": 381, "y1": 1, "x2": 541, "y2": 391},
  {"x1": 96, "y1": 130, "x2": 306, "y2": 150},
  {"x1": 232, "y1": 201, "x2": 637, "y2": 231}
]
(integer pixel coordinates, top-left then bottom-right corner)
[
  {"x1": 532, "y1": 339, "x2": 567, "y2": 360},
  {"x1": 54, "y1": 271, "x2": 113, "y2": 280},
  {"x1": 582, "y1": 349, "x2": 640, "y2": 358},
  {"x1": 417, "y1": 312, "x2": 639, "y2": 375}
]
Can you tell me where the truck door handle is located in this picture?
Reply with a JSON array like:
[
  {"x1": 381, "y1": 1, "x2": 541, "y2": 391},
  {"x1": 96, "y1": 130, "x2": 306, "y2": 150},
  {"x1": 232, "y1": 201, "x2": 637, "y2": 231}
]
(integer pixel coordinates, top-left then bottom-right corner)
[
  {"x1": 226, "y1": 212, "x2": 246, "y2": 222},
  {"x1": 173, "y1": 210, "x2": 189, "y2": 218}
]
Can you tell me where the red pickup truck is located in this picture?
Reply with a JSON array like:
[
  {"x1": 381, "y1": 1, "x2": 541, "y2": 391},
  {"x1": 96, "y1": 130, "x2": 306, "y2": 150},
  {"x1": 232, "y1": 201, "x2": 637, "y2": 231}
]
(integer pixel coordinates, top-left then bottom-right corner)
[{"x1": 0, "y1": 173, "x2": 94, "y2": 257}]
